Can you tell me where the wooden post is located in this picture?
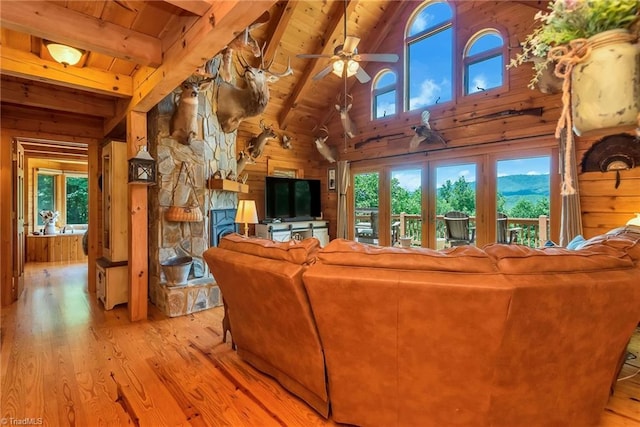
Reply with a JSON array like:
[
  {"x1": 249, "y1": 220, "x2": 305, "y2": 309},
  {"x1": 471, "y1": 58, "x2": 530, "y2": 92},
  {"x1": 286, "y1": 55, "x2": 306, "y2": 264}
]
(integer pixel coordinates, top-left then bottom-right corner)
[
  {"x1": 0, "y1": 130, "x2": 14, "y2": 306},
  {"x1": 538, "y1": 215, "x2": 548, "y2": 247},
  {"x1": 87, "y1": 142, "x2": 99, "y2": 293},
  {"x1": 127, "y1": 111, "x2": 148, "y2": 321}
]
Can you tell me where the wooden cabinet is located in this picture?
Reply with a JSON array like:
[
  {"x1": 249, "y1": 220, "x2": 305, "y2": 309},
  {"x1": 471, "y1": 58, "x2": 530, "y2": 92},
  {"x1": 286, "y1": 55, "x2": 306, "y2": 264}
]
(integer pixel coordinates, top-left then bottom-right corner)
[
  {"x1": 96, "y1": 257, "x2": 128, "y2": 310},
  {"x1": 255, "y1": 220, "x2": 329, "y2": 247},
  {"x1": 101, "y1": 140, "x2": 128, "y2": 262}
]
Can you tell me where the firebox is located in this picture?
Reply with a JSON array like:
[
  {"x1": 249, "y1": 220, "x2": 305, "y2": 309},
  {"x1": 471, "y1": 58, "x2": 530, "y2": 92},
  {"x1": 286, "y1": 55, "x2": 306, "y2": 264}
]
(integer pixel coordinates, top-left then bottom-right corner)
[{"x1": 210, "y1": 209, "x2": 238, "y2": 246}]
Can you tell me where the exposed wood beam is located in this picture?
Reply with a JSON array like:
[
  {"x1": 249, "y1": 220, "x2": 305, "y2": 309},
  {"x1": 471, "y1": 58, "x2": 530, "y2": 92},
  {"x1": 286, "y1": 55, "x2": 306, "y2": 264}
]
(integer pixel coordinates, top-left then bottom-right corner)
[
  {"x1": 0, "y1": 1, "x2": 163, "y2": 67},
  {"x1": 262, "y1": 1, "x2": 298, "y2": 62},
  {"x1": 104, "y1": 0, "x2": 278, "y2": 135},
  {"x1": 163, "y1": 0, "x2": 214, "y2": 16},
  {"x1": 0, "y1": 79, "x2": 116, "y2": 118},
  {"x1": 0, "y1": 47, "x2": 132, "y2": 98},
  {"x1": 1, "y1": 105, "x2": 104, "y2": 140},
  {"x1": 320, "y1": 0, "x2": 407, "y2": 128},
  {"x1": 278, "y1": 0, "x2": 360, "y2": 130},
  {"x1": 21, "y1": 145, "x2": 88, "y2": 158}
]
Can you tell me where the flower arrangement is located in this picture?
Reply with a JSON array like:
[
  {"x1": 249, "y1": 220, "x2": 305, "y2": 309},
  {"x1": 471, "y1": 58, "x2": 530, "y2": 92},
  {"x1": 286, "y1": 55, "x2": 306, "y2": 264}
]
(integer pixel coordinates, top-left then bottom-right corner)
[
  {"x1": 39, "y1": 210, "x2": 59, "y2": 225},
  {"x1": 508, "y1": 0, "x2": 639, "y2": 89}
]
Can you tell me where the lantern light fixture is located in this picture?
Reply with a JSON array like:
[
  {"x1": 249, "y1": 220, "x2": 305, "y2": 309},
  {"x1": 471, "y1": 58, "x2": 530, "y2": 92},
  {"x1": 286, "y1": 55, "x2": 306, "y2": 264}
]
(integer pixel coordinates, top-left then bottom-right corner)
[
  {"x1": 128, "y1": 145, "x2": 156, "y2": 185},
  {"x1": 44, "y1": 41, "x2": 84, "y2": 67}
]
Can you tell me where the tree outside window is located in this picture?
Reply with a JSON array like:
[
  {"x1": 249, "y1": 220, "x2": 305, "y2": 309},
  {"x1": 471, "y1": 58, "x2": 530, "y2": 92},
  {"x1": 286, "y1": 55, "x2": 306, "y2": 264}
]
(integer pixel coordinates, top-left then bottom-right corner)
[
  {"x1": 406, "y1": 2, "x2": 453, "y2": 111},
  {"x1": 66, "y1": 176, "x2": 88, "y2": 224},
  {"x1": 464, "y1": 30, "x2": 504, "y2": 95},
  {"x1": 37, "y1": 173, "x2": 55, "y2": 226}
]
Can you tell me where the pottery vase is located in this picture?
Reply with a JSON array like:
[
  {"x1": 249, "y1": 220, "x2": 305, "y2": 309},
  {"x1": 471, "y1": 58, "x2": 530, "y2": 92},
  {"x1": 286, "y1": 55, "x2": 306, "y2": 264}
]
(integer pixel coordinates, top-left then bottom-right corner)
[
  {"x1": 571, "y1": 29, "x2": 640, "y2": 136},
  {"x1": 44, "y1": 223, "x2": 56, "y2": 235}
]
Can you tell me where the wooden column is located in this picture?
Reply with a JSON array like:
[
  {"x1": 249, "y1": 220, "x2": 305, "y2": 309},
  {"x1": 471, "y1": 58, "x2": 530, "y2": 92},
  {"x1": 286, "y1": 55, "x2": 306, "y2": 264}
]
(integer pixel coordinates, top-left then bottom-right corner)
[
  {"x1": 87, "y1": 142, "x2": 99, "y2": 293},
  {"x1": 0, "y1": 130, "x2": 13, "y2": 306},
  {"x1": 127, "y1": 111, "x2": 148, "y2": 321}
]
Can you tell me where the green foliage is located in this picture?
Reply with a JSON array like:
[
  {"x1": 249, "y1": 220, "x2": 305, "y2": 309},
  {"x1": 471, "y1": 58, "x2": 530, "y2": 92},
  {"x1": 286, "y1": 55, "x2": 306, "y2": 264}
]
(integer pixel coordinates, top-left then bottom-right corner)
[
  {"x1": 37, "y1": 174, "x2": 55, "y2": 225},
  {"x1": 508, "y1": 0, "x2": 639, "y2": 88},
  {"x1": 437, "y1": 177, "x2": 476, "y2": 215},
  {"x1": 66, "y1": 177, "x2": 88, "y2": 224},
  {"x1": 509, "y1": 197, "x2": 550, "y2": 218},
  {"x1": 391, "y1": 177, "x2": 421, "y2": 214},
  {"x1": 354, "y1": 173, "x2": 379, "y2": 209}
]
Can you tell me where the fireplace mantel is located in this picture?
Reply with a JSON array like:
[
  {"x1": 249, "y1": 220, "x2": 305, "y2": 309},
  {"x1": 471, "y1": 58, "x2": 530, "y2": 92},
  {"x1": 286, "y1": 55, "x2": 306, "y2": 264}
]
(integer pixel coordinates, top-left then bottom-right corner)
[{"x1": 207, "y1": 178, "x2": 249, "y2": 193}]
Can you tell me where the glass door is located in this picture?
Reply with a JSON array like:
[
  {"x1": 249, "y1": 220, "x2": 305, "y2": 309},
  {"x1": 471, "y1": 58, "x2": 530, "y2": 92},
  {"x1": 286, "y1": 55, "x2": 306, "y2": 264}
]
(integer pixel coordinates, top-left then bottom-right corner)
[
  {"x1": 496, "y1": 156, "x2": 550, "y2": 246},
  {"x1": 390, "y1": 168, "x2": 422, "y2": 247},
  {"x1": 434, "y1": 162, "x2": 477, "y2": 249},
  {"x1": 353, "y1": 171, "x2": 380, "y2": 244}
]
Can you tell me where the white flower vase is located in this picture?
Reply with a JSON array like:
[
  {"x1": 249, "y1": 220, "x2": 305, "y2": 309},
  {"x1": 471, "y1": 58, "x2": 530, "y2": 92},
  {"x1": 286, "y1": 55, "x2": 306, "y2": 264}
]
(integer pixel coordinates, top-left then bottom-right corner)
[
  {"x1": 44, "y1": 223, "x2": 56, "y2": 235},
  {"x1": 571, "y1": 29, "x2": 640, "y2": 136}
]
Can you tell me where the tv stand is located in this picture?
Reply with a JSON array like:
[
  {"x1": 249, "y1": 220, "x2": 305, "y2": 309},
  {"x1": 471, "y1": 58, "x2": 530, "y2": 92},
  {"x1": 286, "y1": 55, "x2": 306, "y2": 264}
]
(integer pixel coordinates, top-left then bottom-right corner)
[{"x1": 255, "y1": 220, "x2": 329, "y2": 247}]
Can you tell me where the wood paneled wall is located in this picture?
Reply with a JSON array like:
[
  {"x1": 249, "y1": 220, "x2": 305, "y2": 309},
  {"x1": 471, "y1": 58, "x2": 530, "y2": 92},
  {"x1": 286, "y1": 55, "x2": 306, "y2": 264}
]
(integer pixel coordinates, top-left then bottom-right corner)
[{"x1": 236, "y1": 1, "x2": 638, "y2": 240}]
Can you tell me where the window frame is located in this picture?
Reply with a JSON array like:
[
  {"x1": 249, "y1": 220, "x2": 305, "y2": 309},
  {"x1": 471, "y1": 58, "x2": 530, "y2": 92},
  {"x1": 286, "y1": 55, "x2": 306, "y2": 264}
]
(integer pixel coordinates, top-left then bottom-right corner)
[
  {"x1": 404, "y1": 0, "x2": 456, "y2": 113},
  {"x1": 461, "y1": 28, "x2": 509, "y2": 98},
  {"x1": 34, "y1": 168, "x2": 88, "y2": 229},
  {"x1": 371, "y1": 69, "x2": 398, "y2": 120}
]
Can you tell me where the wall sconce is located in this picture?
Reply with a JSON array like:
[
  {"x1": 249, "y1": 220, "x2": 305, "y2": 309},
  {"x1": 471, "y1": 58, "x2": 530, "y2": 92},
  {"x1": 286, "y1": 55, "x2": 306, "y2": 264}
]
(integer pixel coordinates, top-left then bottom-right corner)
[
  {"x1": 44, "y1": 41, "x2": 84, "y2": 66},
  {"x1": 128, "y1": 146, "x2": 156, "y2": 185},
  {"x1": 235, "y1": 200, "x2": 258, "y2": 237}
]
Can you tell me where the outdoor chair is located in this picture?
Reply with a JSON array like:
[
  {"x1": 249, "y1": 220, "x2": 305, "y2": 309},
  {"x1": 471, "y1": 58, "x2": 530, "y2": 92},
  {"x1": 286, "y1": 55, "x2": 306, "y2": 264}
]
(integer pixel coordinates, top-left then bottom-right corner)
[
  {"x1": 497, "y1": 212, "x2": 521, "y2": 244},
  {"x1": 357, "y1": 211, "x2": 379, "y2": 244},
  {"x1": 443, "y1": 211, "x2": 475, "y2": 247}
]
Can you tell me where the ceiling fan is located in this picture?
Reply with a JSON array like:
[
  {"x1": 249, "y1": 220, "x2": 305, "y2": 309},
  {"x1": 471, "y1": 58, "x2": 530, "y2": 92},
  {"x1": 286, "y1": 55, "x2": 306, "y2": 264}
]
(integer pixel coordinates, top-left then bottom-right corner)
[{"x1": 296, "y1": 0, "x2": 399, "y2": 84}]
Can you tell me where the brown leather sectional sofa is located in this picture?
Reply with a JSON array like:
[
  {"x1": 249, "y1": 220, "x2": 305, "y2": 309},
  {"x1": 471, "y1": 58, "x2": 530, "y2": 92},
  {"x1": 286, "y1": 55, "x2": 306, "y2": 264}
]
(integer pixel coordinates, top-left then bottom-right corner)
[{"x1": 203, "y1": 227, "x2": 640, "y2": 427}]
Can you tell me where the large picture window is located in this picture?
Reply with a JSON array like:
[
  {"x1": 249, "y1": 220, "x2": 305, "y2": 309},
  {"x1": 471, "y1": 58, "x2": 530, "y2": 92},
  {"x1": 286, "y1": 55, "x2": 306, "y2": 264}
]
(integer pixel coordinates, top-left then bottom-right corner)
[
  {"x1": 34, "y1": 169, "x2": 88, "y2": 229},
  {"x1": 405, "y1": 1, "x2": 454, "y2": 111},
  {"x1": 65, "y1": 175, "x2": 88, "y2": 225}
]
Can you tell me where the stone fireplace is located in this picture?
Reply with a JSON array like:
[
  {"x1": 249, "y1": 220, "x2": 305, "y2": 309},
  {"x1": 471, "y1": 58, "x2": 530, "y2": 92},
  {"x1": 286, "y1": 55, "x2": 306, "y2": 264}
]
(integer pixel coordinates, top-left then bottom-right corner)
[
  {"x1": 210, "y1": 209, "x2": 238, "y2": 247},
  {"x1": 147, "y1": 75, "x2": 239, "y2": 317}
]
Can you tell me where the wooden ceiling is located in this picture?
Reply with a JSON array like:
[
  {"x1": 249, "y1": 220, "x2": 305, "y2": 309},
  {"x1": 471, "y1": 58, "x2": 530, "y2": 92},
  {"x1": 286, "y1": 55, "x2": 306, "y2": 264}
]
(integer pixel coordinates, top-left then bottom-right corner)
[{"x1": 0, "y1": 0, "x2": 407, "y2": 153}]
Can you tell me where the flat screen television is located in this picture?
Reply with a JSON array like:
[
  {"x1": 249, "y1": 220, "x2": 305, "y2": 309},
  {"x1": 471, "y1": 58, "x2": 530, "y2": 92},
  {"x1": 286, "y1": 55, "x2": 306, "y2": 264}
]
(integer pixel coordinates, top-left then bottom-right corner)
[{"x1": 264, "y1": 176, "x2": 321, "y2": 222}]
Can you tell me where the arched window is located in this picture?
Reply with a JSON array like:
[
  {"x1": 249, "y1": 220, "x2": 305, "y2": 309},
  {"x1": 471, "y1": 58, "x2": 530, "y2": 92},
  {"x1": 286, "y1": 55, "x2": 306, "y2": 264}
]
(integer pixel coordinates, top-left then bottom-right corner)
[
  {"x1": 463, "y1": 30, "x2": 504, "y2": 95},
  {"x1": 372, "y1": 70, "x2": 397, "y2": 119},
  {"x1": 405, "y1": 1, "x2": 453, "y2": 111}
]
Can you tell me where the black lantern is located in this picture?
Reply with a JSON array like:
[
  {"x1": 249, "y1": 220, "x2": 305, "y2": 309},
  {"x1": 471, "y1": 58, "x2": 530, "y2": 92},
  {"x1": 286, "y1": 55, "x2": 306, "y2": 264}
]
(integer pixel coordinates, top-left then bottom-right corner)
[{"x1": 128, "y1": 146, "x2": 156, "y2": 185}]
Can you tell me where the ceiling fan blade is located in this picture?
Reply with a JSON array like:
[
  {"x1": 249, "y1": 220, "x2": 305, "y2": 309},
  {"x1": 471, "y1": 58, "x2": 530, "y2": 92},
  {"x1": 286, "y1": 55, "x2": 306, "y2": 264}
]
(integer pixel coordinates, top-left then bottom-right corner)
[
  {"x1": 357, "y1": 53, "x2": 399, "y2": 63},
  {"x1": 355, "y1": 67, "x2": 371, "y2": 83},
  {"x1": 343, "y1": 35, "x2": 360, "y2": 53},
  {"x1": 297, "y1": 53, "x2": 332, "y2": 59},
  {"x1": 312, "y1": 63, "x2": 334, "y2": 81}
]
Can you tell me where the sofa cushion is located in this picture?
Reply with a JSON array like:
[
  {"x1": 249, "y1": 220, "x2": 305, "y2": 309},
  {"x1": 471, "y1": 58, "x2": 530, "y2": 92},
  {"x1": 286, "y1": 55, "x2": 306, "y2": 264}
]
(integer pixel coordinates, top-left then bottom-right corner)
[
  {"x1": 484, "y1": 243, "x2": 634, "y2": 274},
  {"x1": 318, "y1": 239, "x2": 496, "y2": 273},
  {"x1": 219, "y1": 233, "x2": 320, "y2": 265}
]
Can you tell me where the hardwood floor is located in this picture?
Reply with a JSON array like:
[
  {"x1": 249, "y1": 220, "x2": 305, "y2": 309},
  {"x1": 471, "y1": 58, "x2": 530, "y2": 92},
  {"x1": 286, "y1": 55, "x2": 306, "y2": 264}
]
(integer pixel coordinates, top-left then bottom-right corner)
[{"x1": 1, "y1": 262, "x2": 639, "y2": 426}]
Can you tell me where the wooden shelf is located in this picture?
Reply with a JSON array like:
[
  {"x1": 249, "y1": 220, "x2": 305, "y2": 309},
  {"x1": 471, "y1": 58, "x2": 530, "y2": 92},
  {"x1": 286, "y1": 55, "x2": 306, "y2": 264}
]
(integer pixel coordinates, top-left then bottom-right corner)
[{"x1": 207, "y1": 178, "x2": 249, "y2": 193}]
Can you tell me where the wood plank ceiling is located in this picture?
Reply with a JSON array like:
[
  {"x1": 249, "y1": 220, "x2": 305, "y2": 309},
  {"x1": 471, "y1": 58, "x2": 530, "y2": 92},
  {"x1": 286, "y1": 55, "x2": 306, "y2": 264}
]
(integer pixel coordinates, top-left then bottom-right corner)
[{"x1": 0, "y1": 0, "x2": 401, "y2": 158}]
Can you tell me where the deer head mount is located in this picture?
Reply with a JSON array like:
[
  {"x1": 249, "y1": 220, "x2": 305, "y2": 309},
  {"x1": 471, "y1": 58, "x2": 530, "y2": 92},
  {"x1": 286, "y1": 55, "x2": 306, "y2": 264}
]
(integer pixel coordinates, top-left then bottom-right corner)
[
  {"x1": 171, "y1": 78, "x2": 213, "y2": 145},
  {"x1": 216, "y1": 47, "x2": 293, "y2": 134},
  {"x1": 335, "y1": 93, "x2": 357, "y2": 139},
  {"x1": 219, "y1": 11, "x2": 270, "y2": 83},
  {"x1": 247, "y1": 120, "x2": 277, "y2": 159},
  {"x1": 314, "y1": 126, "x2": 336, "y2": 163}
]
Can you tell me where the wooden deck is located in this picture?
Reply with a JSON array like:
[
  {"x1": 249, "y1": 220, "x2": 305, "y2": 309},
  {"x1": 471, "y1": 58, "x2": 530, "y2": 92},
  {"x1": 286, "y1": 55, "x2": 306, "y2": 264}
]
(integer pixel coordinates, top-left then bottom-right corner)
[{"x1": 2, "y1": 262, "x2": 639, "y2": 426}]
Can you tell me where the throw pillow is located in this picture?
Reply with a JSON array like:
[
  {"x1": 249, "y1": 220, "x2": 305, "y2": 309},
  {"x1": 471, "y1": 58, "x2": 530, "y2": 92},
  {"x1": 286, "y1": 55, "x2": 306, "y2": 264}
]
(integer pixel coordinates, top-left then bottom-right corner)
[{"x1": 566, "y1": 234, "x2": 586, "y2": 250}]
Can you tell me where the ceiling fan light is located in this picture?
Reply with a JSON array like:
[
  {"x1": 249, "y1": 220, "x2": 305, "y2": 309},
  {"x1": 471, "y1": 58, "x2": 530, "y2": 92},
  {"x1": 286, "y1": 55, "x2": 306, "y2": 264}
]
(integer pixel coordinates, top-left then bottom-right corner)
[
  {"x1": 332, "y1": 60, "x2": 345, "y2": 77},
  {"x1": 45, "y1": 42, "x2": 83, "y2": 66},
  {"x1": 346, "y1": 59, "x2": 359, "y2": 77}
]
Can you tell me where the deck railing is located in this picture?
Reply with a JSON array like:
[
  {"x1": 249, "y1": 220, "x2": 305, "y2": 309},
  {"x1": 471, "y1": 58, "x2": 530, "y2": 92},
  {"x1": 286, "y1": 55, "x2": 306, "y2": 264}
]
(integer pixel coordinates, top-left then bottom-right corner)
[{"x1": 355, "y1": 211, "x2": 549, "y2": 248}]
